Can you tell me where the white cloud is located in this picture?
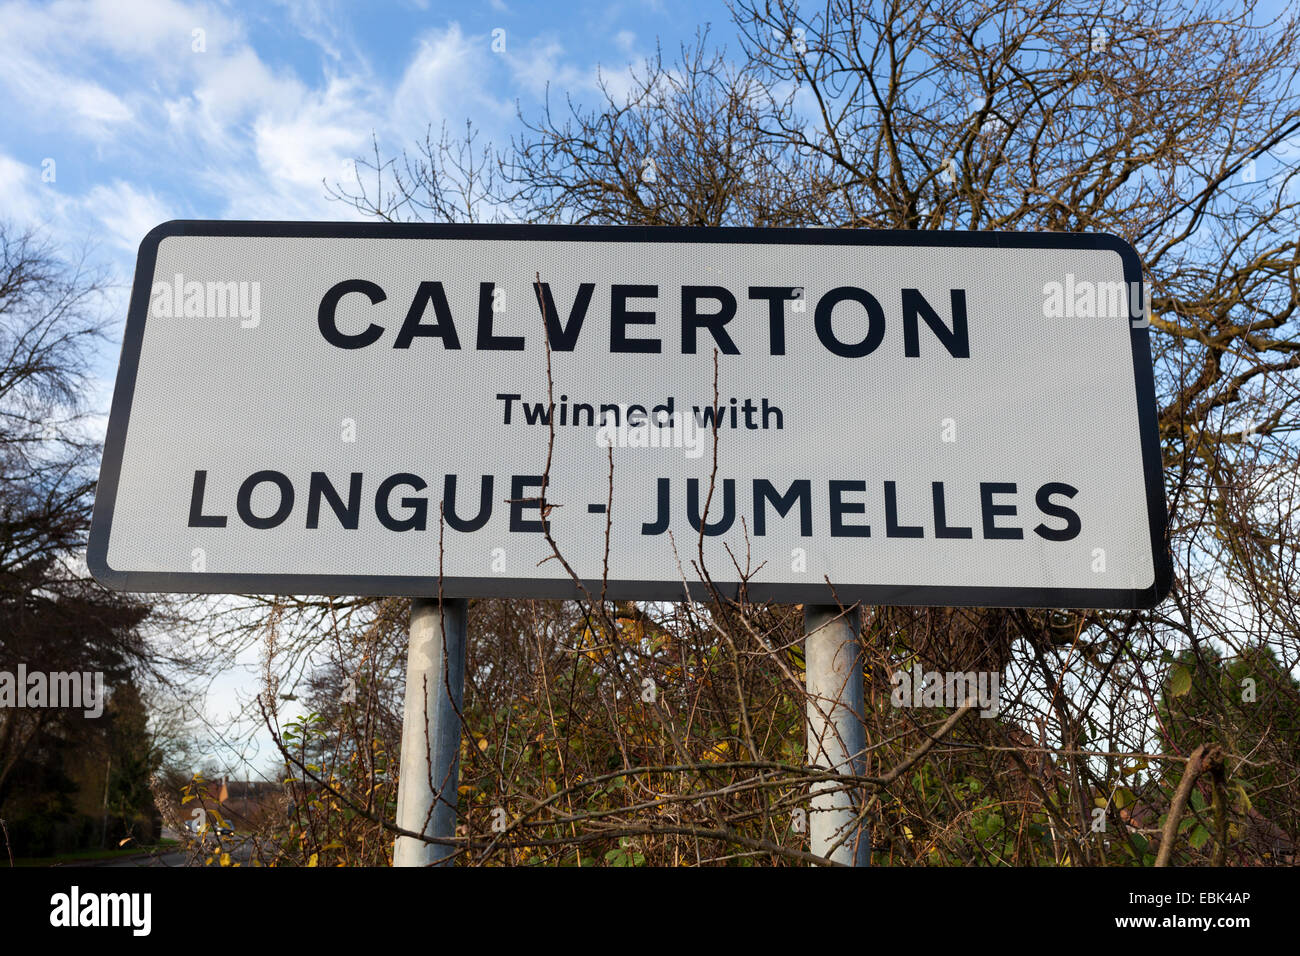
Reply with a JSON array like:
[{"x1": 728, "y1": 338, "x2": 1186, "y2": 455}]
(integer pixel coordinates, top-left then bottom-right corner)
[
  {"x1": 192, "y1": 47, "x2": 303, "y2": 128},
  {"x1": 0, "y1": 153, "x2": 85, "y2": 240},
  {"x1": 256, "y1": 99, "x2": 364, "y2": 189},
  {"x1": 393, "y1": 24, "x2": 514, "y2": 134},
  {"x1": 271, "y1": 0, "x2": 349, "y2": 62},
  {"x1": 0, "y1": 55, "x2": 133, "y2": 140},
  {"x1": 86, "y1": 180, "x2": 174, "y2": 253},
  {"x1": 0, "y1": 0, "x2": 242, "y2": 139},
  {"x1": 65, "y1": 0, "x2": 222, "y2": 59},
  {"x1": 69, "y1": 81, "x2": 134, "y2": 126},
  {"x1": 0, "y1": 154, "x2": 42, "y2": 223},
  {"x1": 506, "y1": 35, "x2": 592, "y2": 101}
]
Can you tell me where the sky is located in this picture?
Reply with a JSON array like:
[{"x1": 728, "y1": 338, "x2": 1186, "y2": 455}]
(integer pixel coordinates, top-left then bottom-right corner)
[{"x1": 0, "y1": 0, "x2": 737, "y2": 776}]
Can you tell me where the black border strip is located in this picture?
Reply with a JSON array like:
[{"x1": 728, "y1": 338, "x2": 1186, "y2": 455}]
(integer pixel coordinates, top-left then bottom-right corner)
[{"x1": 87, "y1": 221, "x2": 1172, "y2": 609}]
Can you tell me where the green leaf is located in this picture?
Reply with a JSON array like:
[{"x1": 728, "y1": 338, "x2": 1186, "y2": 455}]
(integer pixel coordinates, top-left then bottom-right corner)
[
  {"x1": 1168, "y1": 663, "x2": 1192, "y2": 697},
  {"x1": 1234, "y1": 783, "x2": 1252, "y2": 813},
  {"x1": 1188, "y1": 825, "x2": 1210, "y2": 850}
]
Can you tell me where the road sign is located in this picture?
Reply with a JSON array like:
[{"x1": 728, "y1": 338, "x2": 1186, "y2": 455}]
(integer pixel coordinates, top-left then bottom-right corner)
[{"x1": 88, "y1": 221, "x2": 1169, "y2": 608}]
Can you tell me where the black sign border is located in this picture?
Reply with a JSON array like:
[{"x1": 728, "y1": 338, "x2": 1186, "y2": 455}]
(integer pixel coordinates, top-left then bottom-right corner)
[{"x1": 88, "y1": 220, "x2": 1172, "y2": 609}]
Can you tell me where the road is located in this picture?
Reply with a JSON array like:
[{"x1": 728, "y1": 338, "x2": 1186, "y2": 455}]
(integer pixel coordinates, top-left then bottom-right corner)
[{"x1": 83, "y1": 833, "x2": 257, "y2": 867}]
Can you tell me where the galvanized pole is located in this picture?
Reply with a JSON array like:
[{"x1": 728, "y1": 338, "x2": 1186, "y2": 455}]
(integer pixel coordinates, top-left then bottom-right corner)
[
  {"x1": 393, "y1": 597, "x2": 467, "y2": 866},
  {"x1": 804, "y1": 604, "x2": 869, "y2": 866}
]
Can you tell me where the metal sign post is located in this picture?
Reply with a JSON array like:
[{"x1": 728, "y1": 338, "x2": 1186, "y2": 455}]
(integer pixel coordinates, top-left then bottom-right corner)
[
  {"x1": 804, "y1": 604, "x2": 869, "y2": 865},
  {"x1": 393, "y1": 597, "x2": 466, "y2": 866}
]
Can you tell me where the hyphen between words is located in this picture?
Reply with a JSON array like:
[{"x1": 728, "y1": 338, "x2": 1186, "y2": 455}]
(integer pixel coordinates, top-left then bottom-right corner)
[{"x1": 183, "y1": 278, "x2": 1089, "y2": 541}]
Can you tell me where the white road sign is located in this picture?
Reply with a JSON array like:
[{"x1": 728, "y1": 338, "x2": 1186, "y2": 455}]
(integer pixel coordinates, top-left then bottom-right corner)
[{"x1": 89, "y1": 222, "x2": 1169, "y2": 607}]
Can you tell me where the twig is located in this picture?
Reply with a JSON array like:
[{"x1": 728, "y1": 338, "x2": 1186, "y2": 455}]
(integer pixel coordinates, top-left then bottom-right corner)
[{"x1": 1155, "y1": 743, "x2": 1213, "y2": 867}]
